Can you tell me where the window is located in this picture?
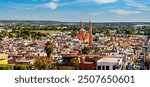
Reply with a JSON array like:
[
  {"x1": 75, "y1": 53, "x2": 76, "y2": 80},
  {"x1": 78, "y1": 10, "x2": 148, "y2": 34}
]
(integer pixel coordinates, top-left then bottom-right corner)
[
  {"x1": 113, "y1": 65, "x2": 116, "y2": 70},
  {"x1": 75, "y1": 68, "x2": 78, "y2": 70},
  {"x1": 93, "y1": 68, "x2": 96, "y2": 70},
  {"x1": 102, "y1": 66, "x2": 105, "y2": 70},
  {"x1": 85, "y1": 68, "x2": 88, "y2": 70},
  {"x1": 98, "y1": 66, "x2": 101, "y2": 70},
  {"x1": 106, "y1": 66, "x2": 109, "y2": 70}
]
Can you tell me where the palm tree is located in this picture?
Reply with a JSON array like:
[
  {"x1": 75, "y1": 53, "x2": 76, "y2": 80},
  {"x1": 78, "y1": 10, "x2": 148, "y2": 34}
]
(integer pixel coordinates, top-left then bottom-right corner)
[
  {"x1": 44, "y1": 41, "x2": 54, "y2": 58},
  {"x1": 44, "y1": 41, "x2": 55, "y2": 69},
  {"x1": 81, "y1": 46, "x2": 91, "y2": 54}
]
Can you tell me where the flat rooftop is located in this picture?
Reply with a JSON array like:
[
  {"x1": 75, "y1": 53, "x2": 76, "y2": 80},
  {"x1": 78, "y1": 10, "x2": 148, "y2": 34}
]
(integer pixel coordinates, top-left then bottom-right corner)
[{"x1": 97, "y1": 58, "x2": 120, "y2": 63}]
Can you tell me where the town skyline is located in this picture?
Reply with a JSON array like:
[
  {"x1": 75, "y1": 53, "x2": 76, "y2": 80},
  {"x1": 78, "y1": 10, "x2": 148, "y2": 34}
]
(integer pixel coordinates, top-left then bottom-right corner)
[
  {"x1": 0, "y1": 20, "x2": 149, "y2": 70},
  {"x1": 0, "y1": 0, "x2": 150, "y2": 22}
]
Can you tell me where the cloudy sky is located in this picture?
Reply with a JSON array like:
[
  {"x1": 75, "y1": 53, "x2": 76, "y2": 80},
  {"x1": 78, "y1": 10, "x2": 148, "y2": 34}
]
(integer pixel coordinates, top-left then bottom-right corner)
[{"x1": 0, "y1": 0, "x2": 150, "y2": 22}]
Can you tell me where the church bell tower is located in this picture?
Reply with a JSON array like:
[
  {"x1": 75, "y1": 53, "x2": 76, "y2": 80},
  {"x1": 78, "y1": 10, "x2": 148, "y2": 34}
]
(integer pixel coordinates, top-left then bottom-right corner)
[{"x1": 88, "y1": 21, "x2": 93, "y2": 46}]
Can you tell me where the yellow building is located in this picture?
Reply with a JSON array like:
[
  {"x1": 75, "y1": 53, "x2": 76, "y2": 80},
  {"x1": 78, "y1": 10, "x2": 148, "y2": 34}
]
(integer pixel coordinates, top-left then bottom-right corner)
[
  {"x1": 0, "y1": 59, "x2": 8, "y2": 64},
  {"x1": 0, "y1": 53, "x2": 8, "y2": 65},
  {"x1": 120, "y1": 43, "x2": 130, "y2": 47}
]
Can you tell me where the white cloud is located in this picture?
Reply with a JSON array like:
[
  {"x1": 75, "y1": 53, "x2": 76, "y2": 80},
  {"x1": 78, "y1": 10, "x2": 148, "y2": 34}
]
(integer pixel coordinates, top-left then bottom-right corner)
[
  {"x1": 44, "y1": 2, "x2": 58, "y2": 9},
  {"x1": 49, "y1": 2, "x2": 58, "y2": 9},
  {"x1": 7, "y1": 0, "x2": 119, "y2": 10},
  {"x1": 95, "y1": 0, "x2": 118, "y2": 3},
  {"x1": 124, "y1": 0, "x2": 150, "y2": 11},
  {"x1": 111, "y1": 10, "x2": 141, "y2": 15},
  {"x1": 58, "y1": 0, "x2": 118, "y2": 6},
  {"x1": 39, "y1": 0, "x2": 118, "y2": 9}
]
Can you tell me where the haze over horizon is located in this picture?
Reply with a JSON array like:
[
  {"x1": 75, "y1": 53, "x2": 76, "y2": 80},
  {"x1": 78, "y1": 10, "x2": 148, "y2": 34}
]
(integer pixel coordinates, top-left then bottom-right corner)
[{"x1": 0, "y1": 0, "x2": 150, "y2": 22}]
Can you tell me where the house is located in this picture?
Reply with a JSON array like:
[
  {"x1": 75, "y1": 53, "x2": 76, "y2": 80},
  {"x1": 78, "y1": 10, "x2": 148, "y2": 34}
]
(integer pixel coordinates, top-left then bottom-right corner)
[
  {"x1": 97, "y1": 57, "x2": 122, "y2": 70},
  {"x1": 77, "y1": 62, "x2": 96, "y2": 70},
  {"x1": 0, "y1": 53, "x2": 8, "y2": 65},
  {"x1": 0, "y1": 59, "x2": 8, "y2": 65},
  {"x1": 74, "y1": 54, "x2": 102, "y2": 70}
]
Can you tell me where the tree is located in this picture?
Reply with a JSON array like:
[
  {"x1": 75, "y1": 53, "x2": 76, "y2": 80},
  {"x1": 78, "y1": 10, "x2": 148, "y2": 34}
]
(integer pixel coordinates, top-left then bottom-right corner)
[
  {"x1": 81, "y1": 46, "x2": 91, "y2": 54},
  {"x1": 0, "y1": 35, "x2": 4, "y2": 41},
  {"x1": 44, "y1": 41, "x2": 54, "y2": 58},
  {"x1": 34, "y1": 57, "x2": 53, "y2": 70},
  {"x1": 33, "y1": 41, "x2": 55, "y2": 70},
  {"x1": 93, "y1": 36, "x2": 99, "y2": 41},
  {"x1": 0, "y1": 65, "x2": 14, "y2": 70},
  {"x1": 20, "y1": 30, "x2": 31, "y2": 39},
  {"x1": 93, "y1": 47, "x2": 100, "y2": 54},
  {"x1": 70, "y1": 30, "x2": 78, "y2": 37},
  {"x1": 45, "y1": 41, "x2": 52, "y2": 46},
  {"x1": 14, "y1": 65, "x2": 29, "y2": 70},
  {"x1": 0, "y1": 65, "x2": 30, "y2": 70},
  {"x1": 8, "y1": 33, "x2": 15, "y2": 38},
  {"x1": 104, "y1": 29, "x2": 111, "y2": 36},
  {"x1": 0, "y1": 45, "x2": 3, "y2": 50},
  {"x1": 1, "y1": 30, "x2": 9, "y2": 37}
]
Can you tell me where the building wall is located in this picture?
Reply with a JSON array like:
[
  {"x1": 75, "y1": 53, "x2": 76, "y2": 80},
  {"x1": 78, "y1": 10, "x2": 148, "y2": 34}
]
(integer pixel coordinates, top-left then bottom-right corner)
[
  {"x1": 0, "y1": 53, "x2": 8, "y2": 65},
  {"x1": 0, "y1": 53, "x2": 8, "y2": 59},
  {"x1": 97, "y1": 62, "x2": 117, "y2": 70},
  {"x1": 97, "y1": 59, "x2": 122, "y2": 70},
  {"x1": 0, "y1": 59, "x2": 8, "y2": 64},
  {"x1": 78, "y1": 63, "x2": 96, "y2": 70}
]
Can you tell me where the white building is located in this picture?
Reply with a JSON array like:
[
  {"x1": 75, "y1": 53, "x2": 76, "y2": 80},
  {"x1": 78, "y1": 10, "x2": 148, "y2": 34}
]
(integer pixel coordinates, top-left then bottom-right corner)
[{"x1": 97, "y1": 58, "x2": 122, "y2": 70}]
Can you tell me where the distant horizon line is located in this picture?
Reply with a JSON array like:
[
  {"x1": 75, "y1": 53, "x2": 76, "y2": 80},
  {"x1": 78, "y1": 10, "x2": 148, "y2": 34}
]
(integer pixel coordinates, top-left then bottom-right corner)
[{"x1": 0, "y1": 20, "x2": 150, "y2": 23}]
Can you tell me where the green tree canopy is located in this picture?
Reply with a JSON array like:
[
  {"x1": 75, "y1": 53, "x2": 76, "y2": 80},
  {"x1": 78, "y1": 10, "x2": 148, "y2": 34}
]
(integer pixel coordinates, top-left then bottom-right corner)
[
  {"x1": 34, "y1": 57, "x2": 53, "y2": 70},
  {"x1": 44, "y1": 41, "x2": 54, "y2": 58},
  {"x1": 81, "y1": 46, "x2": 91, "y2": 54}
]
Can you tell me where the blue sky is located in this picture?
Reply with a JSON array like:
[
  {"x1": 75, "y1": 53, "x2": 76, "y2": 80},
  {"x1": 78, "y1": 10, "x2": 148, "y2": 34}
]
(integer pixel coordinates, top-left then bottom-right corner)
[{"x1": 0, "y1": 0, "x2": 150, "y2": 22}]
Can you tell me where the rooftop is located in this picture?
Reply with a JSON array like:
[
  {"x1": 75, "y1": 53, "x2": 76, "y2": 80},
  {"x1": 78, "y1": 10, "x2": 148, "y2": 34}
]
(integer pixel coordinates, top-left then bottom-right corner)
[{"x1": 97, "y1": 58, "x2": 120, "y2": 63}]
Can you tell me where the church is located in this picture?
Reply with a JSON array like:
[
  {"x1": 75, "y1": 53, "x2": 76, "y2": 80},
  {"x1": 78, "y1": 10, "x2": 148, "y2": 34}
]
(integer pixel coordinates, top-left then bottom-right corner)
[{"x1": 76, "y1": 21, "x2": 93, "y2": 45}]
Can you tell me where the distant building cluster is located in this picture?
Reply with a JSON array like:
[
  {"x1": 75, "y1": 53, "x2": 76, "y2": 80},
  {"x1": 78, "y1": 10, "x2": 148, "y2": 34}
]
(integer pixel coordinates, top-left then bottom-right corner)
[{"x1": 0, "y1": 21, "x2": 149, "y2": 70}]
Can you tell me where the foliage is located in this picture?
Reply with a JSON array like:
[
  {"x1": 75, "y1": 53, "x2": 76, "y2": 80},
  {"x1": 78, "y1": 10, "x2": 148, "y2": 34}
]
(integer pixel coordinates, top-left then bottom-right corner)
[
  {"x1": 81, "y1": 46, "x2": 91, "y2": 54},
  {"x1": 31, "y1": 32, "x2": 46, "y2": 40},
  {"x1": 0, "y1": 65, "x2": 14, "y2": 70},
  {"x1": 70, "y1": 30, "x2": 78, "y2": 37},
  {"x1": 93, "y1": 36, "x2": 99, "y2": 41},
  {"x1": 0, "y1": 30, "x2": 9, "y2": 39},
  {"x1": 21, "y1": 30, "x2": 31, "y2": 39},
  {"x1": 8, "y1": 33, "x2": 16, "y2": 38},
  {"x1": 14, "y1": 65, "x2": 30, "y2": 70},
  {"x1": 33, "y1": 57, "x2": 53, "y2": 70},
  {"x1": 140, "y1": 52, "x2": 144, "y2": 55},
  {"x1": 0, "y1": 64, "x2": 30, "y2": 70},
  {"x1": 92, "y1": 26, "x2": 135, "y2": 35},
  {"x1": 93, "y1": 47, "x2": 100, "y2": 53},
  {"x1": 44, "y1": 41, "x2": 54, "y2": 58}
]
